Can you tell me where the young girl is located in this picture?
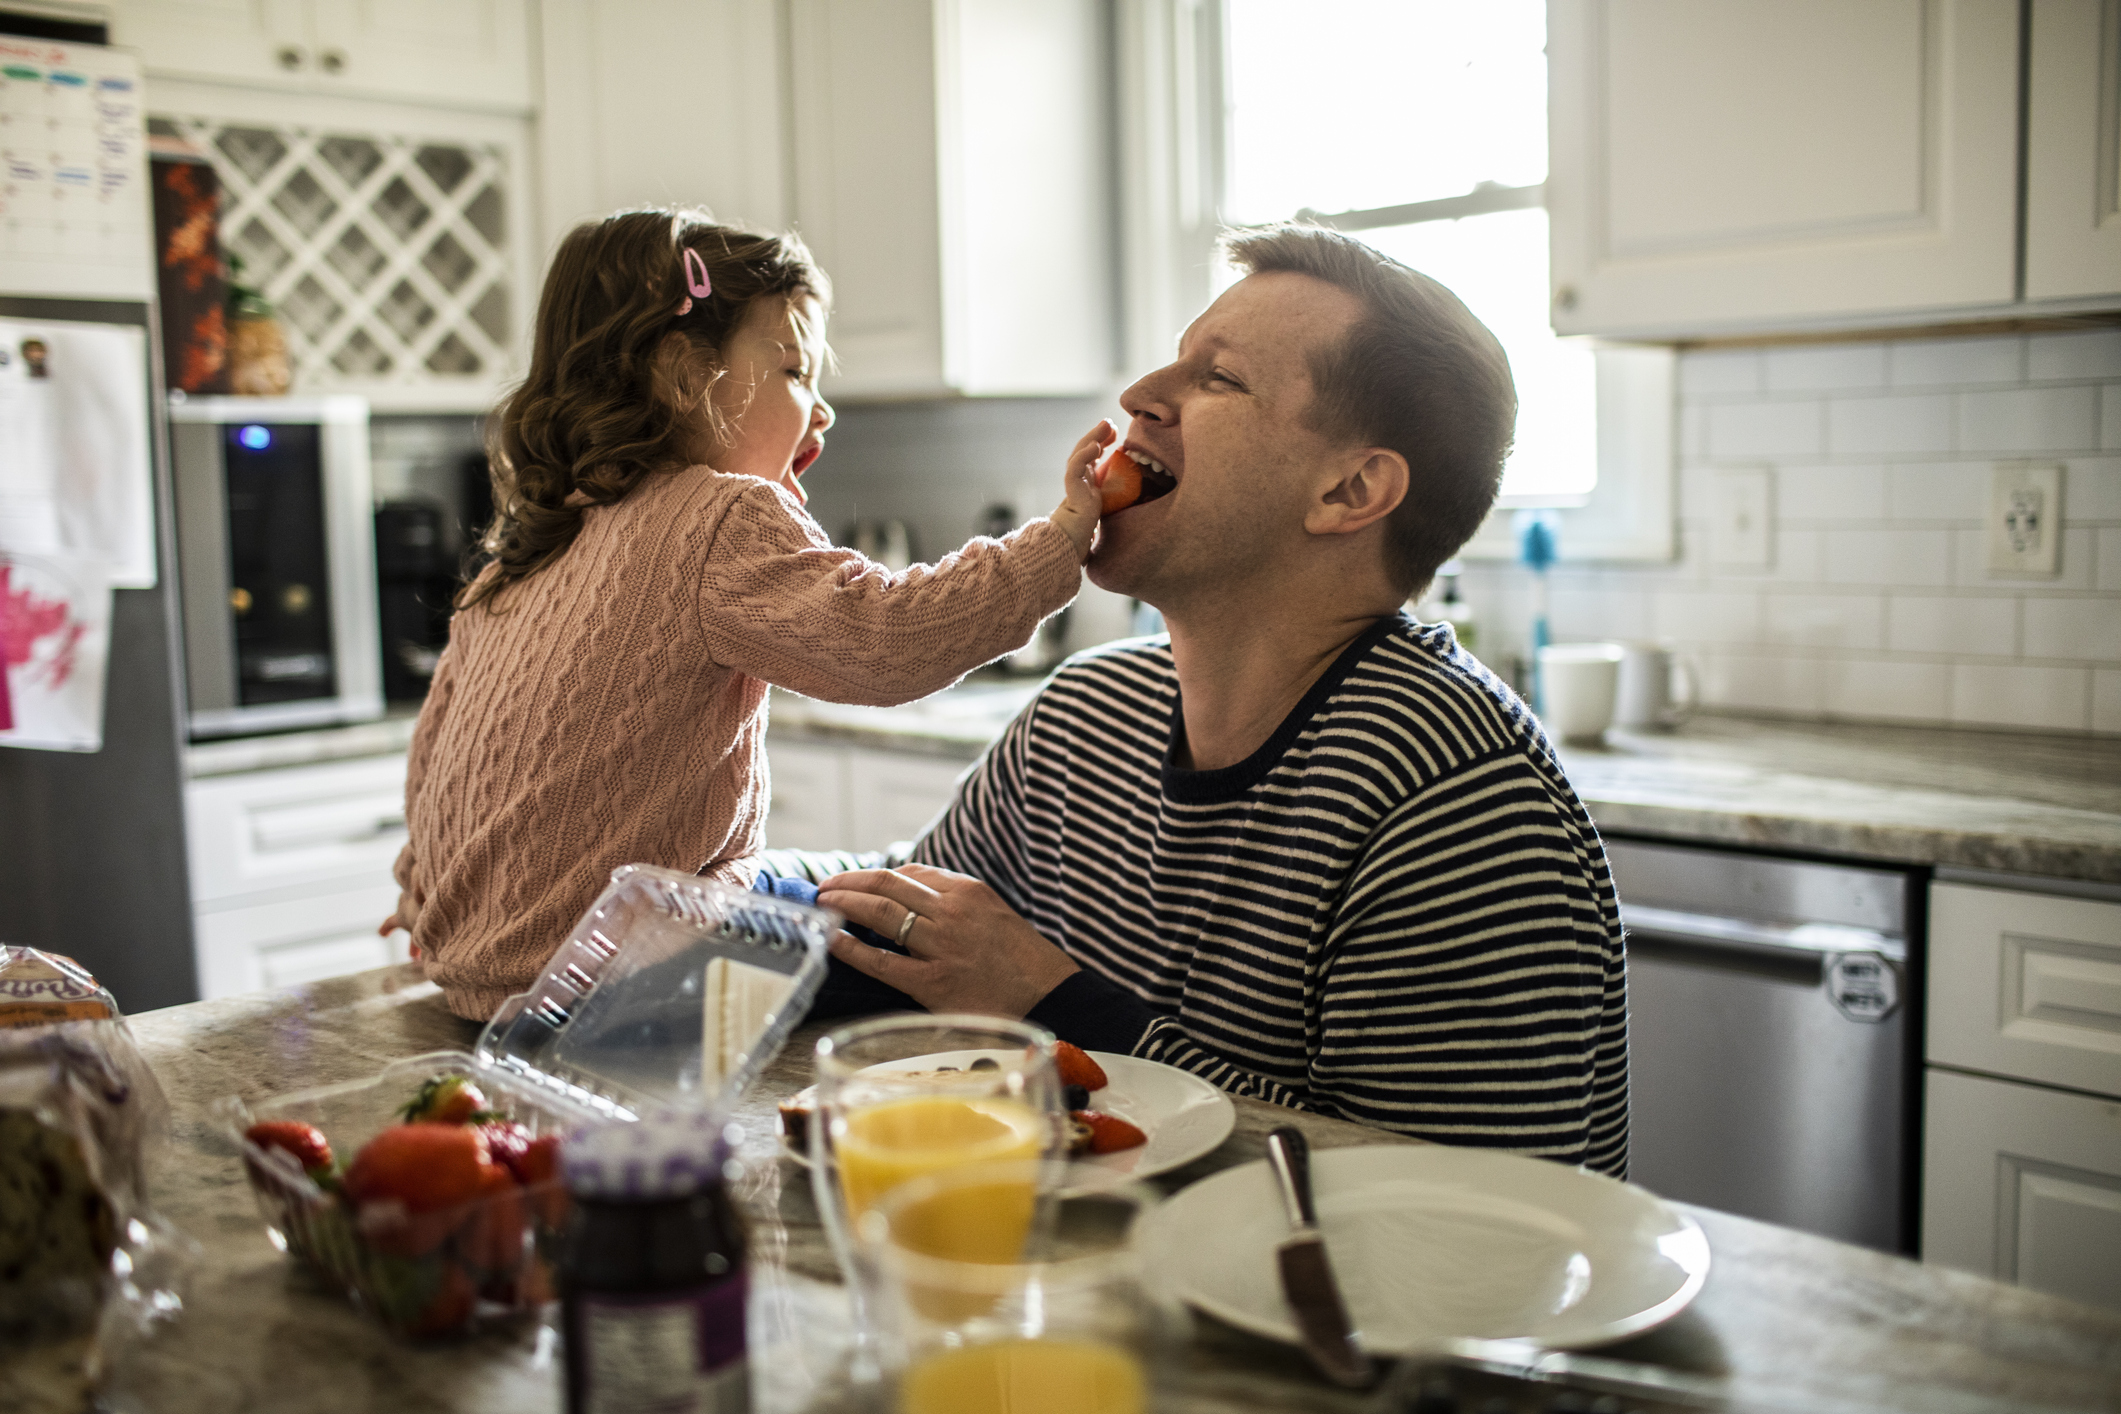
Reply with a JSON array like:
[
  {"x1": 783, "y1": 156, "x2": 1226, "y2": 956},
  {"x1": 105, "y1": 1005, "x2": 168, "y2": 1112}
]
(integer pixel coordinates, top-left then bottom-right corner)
[{"x1": 389, "y1": 209, "x2": 1109, "y2": 1020}]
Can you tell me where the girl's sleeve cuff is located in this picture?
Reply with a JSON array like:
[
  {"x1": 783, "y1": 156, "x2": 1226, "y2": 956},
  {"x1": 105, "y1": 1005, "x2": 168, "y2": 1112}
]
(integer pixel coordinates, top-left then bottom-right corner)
[{"x1": 1025, "y1": 968, "x2": 1158, "y2": 1055}]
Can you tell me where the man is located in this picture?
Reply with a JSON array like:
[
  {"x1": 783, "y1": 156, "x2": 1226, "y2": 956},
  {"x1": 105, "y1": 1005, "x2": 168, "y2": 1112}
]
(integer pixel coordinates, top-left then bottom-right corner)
[{"x1": 806, "y1": 224, "x2": 1628, "y2": 1176}]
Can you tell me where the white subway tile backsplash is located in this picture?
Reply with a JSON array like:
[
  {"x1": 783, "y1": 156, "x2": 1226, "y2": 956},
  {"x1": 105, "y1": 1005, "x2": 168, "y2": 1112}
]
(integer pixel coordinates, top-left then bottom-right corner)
[
  {"x1": 1820, "y1": 659, "x2": 1952, "y2": 724},
  {"x1": 1653, "y1": 590, "x2": 1764, "y2": 645},
  {"x1": 1952, "y1": 525, "x2": 2098, "y2": 591},
  {"x1": 1769, "y1": 528, "x2": 1826, "y2": 583},
  {"x1": 1889, "y1": 335, "x2": 2024, "y2": 387},
  {"x1": 1703, "y1": 650, "x2": 1824, "y2": 716},
  {"x1": 1765, "y1": 344, "x2": 1887, "y2": 393},
  {"x1": 2068, "y1": 458, "x2": 2121, "y2": 521},
  {"x1": 1627, "y1": 331, "x2": 2121, "y2": 735},
  {"x1": 1825, "y1": 528, "x2": 1951, "y2": 586},
  {"x1": 2023, "y1": 597, "x2": 2121, "y2": 663},
  {"x1": 1958, "y1": 386, "x2": 2100, "y2": 453},
  {"x1": 1886, "y1": 462, "x2": 1989, "y2": 522},
  {"x1": 2095, "y1": 669, "x2": 2121, "y2": 734},
  {"x1": 1951, "y1": 663, "x2": 2091, "y2": 731},
  {"x1": 1680, "y1": 349, "x2": 1764, "y2": 396},
  {"x1": 1762, "y1": 594, "x2": 1884, "y2": 649},
  {"x1": 1709, "y1": 400, "x2": 1823, "y2": 459},
  {"x1": 1551, "y1": 585, "x2": 1654, "y2": 643},
  {"x1": 2025, "y1": 328, "x2": 2121, "y2": 382},
  {"x1": 1886, "y1": 596, "x2": 2018, "y2": 656},
  {"x1": 1777, "y1": 464, "x2": 1885, "y2": 521},
  {"x1": 1827, "y1": 395, "x2": 1953, "y2": 456}
]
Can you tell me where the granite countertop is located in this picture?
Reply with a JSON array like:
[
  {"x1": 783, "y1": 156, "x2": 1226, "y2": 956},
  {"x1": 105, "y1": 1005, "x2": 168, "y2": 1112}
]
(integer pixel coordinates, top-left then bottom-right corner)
[
  {"x1": 772, "y1": 677, "x2": 2121, "y2": 884},
  {"x1": 68, "y1": 968, "x2": 2121, "y2": 1413},
  {"x1": 185, "y1": 713, "x2": 420, "y2": 779}
]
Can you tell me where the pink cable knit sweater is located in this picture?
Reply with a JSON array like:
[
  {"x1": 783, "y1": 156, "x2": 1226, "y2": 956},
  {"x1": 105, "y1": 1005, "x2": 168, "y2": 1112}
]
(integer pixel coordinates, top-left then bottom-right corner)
[{"x1": 395, "y1": 464, "x2": 1081, "y2": 1020}]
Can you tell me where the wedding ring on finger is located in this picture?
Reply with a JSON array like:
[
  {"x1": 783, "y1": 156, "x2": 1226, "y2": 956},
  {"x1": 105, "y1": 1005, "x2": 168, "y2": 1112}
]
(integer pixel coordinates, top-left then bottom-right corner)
[{"x1": 895, "y1": 907, "x2": 920, "y2": 948}]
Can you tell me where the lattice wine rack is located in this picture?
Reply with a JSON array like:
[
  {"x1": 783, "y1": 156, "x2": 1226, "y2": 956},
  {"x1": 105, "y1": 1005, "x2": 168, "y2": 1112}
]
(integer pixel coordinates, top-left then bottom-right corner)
[{"x1": 151, "y1": 113, "x2": 516, "y2": 397}]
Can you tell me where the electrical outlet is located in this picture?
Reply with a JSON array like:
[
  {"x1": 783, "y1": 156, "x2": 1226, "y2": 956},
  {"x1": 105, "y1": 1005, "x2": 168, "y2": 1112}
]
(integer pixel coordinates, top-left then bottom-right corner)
[
  {"x1": 1710, "y1": 467, "x2": 1774, "y2": 569},
  {"x1": 1987, "y1": 462, "x2": 2063, "y2": 577}
]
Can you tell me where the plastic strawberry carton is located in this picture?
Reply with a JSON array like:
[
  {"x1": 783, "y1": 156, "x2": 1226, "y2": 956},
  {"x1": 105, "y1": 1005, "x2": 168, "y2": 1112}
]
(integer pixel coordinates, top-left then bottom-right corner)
[{"x1": 218, "y1": 865, "x2": 834, "y2": 1339}]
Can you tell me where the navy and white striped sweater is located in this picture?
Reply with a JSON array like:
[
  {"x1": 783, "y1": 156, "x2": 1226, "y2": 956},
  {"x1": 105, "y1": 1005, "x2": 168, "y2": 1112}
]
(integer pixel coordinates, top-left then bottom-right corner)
[{"x1": 913, "y1": 614, "x2": 1630, "y2": 1177}]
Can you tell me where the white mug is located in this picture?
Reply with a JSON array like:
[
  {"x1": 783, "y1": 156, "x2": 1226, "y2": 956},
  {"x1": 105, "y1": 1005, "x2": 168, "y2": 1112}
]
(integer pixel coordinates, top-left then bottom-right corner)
[
  {"x1": 1537, "y1": 642, "x2": 1625, "y2": 743},
  {"x1": 1614, "y1": 643, "x2": 1698, "y2": 730}
]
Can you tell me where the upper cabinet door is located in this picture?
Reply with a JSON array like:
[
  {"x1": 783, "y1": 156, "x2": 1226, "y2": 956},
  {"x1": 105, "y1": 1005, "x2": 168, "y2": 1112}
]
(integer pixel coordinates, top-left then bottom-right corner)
[
  {"x1": 1549, "y1": 0, "x2": 2021, "y2": 338},
  {"x1": 107, "y1": 0, "x2": 313, "y2": 89},
  {"x1": 2025, "y1": 0, "x2": 2121, "y2": 300},
  {"x1": 108, "y1": 0, "x2": 532, "y2": 113},
  {"x1": 308, "y1": 0, "x2": 532, "y2": 113},
  {"x1": 786, "y1": 0, "x2": 1113, "y2": 400}
]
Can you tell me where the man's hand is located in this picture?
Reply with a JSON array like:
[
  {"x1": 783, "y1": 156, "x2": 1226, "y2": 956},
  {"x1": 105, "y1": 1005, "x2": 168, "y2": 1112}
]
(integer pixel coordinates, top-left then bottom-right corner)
[{"x1": 817, "y1": 863, "x2": 1080, "y2": 1019}]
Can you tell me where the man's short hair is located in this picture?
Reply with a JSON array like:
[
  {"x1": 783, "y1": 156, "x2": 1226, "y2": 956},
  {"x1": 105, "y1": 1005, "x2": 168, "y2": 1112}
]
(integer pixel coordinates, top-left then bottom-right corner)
[{"x1": 1223, "y1": 224, "x2": 1517, "y2": 599}]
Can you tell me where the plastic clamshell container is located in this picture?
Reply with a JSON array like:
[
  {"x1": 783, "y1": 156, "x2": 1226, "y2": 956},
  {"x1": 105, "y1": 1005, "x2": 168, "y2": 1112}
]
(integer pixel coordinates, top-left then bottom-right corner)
[{"x1": 221, "y1": 865, "x2": 835, "y2": 1337}]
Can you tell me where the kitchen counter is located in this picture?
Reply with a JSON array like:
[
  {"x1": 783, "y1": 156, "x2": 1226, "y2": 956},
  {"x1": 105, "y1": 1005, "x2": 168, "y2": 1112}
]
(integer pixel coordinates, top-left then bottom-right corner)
[
  {"x1": 773, "y1": 679, "x2": 2121, "y2": 884},
  {"x1": 77, "y1": 967, "x2": 2121, "y2": 1413}
]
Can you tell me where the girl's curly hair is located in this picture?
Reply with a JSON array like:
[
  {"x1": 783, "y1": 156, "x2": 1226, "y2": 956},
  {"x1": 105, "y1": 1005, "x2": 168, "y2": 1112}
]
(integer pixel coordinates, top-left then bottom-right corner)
[{"x1": 459, "y1": 207, "x2": 829, "y2": 611}]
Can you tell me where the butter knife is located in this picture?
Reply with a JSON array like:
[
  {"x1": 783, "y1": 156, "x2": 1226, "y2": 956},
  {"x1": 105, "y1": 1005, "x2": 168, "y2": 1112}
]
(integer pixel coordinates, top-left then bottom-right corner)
[{"x1": 1265, "y1": 1126, "x2": 1375, "y2": 1388}]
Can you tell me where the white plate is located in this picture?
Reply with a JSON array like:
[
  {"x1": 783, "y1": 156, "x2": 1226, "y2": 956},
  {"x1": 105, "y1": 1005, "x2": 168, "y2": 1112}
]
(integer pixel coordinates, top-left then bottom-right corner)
[
  {"x1": 1151, "y1": 1145, "x2": 1710, "y2": 1353},
  {"x1": 779, "y1": 1049, "x2": 1236, "y2": 1183}
]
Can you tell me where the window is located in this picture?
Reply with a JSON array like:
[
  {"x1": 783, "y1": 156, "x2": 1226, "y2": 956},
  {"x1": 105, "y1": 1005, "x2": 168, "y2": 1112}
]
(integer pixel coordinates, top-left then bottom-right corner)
[{"x1": 1118, "y1": 0, "x2": 1673, "y2": 558}]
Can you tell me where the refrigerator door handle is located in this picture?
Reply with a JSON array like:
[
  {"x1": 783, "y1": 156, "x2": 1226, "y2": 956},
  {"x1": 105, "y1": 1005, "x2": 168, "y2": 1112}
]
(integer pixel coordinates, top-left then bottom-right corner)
[{"x1": 1622, "y1": 904, "x2": 1906, "y2": 964}]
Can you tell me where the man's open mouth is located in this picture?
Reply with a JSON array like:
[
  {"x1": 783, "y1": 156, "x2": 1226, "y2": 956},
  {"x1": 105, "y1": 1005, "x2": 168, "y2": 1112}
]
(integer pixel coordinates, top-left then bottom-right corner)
[{"x1": 1121, "y1": 448, "x2": 1177, "y2": 506}]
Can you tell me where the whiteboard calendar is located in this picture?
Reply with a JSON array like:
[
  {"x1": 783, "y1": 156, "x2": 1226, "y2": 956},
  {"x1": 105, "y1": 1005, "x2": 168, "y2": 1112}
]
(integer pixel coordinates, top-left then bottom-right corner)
[{"x1": 0, "y1": 36, "x2": 152, "y2": 301}]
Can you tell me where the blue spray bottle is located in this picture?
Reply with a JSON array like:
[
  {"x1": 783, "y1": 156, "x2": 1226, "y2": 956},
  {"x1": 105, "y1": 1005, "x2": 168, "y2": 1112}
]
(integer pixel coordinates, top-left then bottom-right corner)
[{"x1": 1515, "y1": 510, "x2": 1558, "y2": 715}]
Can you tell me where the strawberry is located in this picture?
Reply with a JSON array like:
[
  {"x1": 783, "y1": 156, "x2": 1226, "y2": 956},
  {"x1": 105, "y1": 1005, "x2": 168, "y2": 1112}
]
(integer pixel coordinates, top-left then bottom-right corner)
[
  {"x1": 513, "y1": 1133, "x2": 570, "y2": 1228},
  {"x1": 344, "y1": 1124, "x2": 501, "y2": 1257},
  {"x1": 1070, "y1": 1110, "x2": 1147, "y2": 1156},
  {"x1": 244, "y1": 1119, "x2": 333, "y2": 1173},
  {"x1": 460, "y1": 1160, "x2": 527, "y2": 1275},
  {"x1": 1053, "y1": 1041, "x2": 1108, "y2": 1092},
  {"x1": 400, "y1": 1074, "x2": 490, "y2": 1125},
  {"x1": 406, "y1": 1260, "x2": 478, "y2": 1339},
  {"x1": 476, "y1": 1119, "x2": 531, "y2": 1175},
  {"x1": 1098, "y1": 450, "x2": 1144, "y2": 513}
]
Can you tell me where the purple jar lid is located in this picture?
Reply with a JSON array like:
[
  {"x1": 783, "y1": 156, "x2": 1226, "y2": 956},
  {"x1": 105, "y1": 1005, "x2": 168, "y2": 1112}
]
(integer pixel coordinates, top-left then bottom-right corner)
[{"x1": 565, "y1": 1113, "x2": 743, "y2": 1199}]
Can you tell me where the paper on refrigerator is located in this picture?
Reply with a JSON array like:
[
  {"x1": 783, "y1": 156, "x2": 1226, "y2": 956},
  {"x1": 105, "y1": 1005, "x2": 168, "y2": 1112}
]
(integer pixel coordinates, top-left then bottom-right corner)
[
  {"x1": 0, "y1": 317, "x2": 155, "y2": 588},
  {"x1": 0, "y1": 547, "x2": 111, "y2": 751}
]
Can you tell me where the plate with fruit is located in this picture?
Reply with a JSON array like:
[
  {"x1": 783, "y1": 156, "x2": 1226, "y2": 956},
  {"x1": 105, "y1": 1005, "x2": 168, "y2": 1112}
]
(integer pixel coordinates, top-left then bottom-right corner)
[
  {"x1": 222, "y1": 1054, "x2": 591, "y2": 1339},
  {"x1": 777, "y1": 1041, "x2": 1236, "y2": 1182}
]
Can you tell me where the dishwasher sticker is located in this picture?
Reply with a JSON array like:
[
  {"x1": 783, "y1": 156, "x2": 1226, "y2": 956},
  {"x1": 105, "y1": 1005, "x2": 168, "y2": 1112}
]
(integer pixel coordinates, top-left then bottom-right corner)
[{"x1": 1827, "y1": 952, "x2": 1899, "y2": 1022}]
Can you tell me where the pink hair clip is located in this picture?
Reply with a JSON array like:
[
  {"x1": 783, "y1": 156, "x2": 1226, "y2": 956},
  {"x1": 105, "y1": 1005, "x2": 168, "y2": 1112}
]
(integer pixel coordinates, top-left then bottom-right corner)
[{"x1": 677, "y1": 247, "x2": 712, "y2": 317}]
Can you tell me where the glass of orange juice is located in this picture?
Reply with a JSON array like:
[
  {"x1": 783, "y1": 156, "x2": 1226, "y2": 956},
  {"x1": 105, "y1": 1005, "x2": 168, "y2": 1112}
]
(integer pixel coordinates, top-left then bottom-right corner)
[
  {"x1": 809, "y1": 1015, "x2": 1062, "y2": 1315},
  {"x1": 866, "y1": 1161, "x2": 1173, "y2": 1414}
]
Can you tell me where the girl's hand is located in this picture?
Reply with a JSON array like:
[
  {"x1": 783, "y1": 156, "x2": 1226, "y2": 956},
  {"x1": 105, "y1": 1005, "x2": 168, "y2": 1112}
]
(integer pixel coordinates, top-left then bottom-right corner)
[{"x1": 1051, "y1": 419, "x2": 1115, "y2": 561}]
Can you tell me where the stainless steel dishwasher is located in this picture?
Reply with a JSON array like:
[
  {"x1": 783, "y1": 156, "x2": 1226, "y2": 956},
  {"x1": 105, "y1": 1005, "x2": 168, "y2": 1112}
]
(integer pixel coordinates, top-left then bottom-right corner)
[{"x1": 1605, "y1": 836, "x2": 1920, "y2": 1253}]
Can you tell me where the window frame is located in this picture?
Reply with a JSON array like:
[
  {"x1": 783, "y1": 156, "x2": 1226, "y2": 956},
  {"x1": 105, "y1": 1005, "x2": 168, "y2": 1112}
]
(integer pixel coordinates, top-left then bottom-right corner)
[{"x1": 1116, "y1": 0, "x2": 1676, "y2": 566}]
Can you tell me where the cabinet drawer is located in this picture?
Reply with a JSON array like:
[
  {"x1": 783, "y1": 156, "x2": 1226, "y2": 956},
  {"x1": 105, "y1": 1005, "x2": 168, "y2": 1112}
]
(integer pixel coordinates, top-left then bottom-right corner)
[
  {"x1": 193, "y1": 880, "x2": 403, "y2": 1000},
  {"x1": 846, "y1": 749, "x2": 966, "y2": 854},
  {"x1": 1928, "y1": 883, "x2": 2121, "y2": 1098},
  {"x1": 186, "y1": 755, "x2": 409, "y2": 905},
  {"x1": 1922, "y1": 1067, "x2": 2121, "y2": 1312},
  {"x1": 764, "y1": 741, "x2": 850, "y2": 851}
]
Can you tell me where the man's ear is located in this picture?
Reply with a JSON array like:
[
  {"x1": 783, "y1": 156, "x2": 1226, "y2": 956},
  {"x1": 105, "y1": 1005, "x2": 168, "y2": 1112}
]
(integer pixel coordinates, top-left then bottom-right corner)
[{"x1": 1306, "y1": 448, "x2": 1409, "y2": 537}]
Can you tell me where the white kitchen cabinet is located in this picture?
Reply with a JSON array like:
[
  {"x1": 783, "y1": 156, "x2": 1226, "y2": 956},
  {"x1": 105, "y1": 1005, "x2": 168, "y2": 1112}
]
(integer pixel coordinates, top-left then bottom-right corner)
[
  {"x1": 185, "y1": 752, "x2": 409, "y2": 999},
  {"x1": 108, "y1": 0, "x2": 532, "y2": 112},
  {"x1": 1548, "y1": 0, "x2": 2023, "y2": 337},
  {"x1": 785, "y1": 0, "x2": 1114, "y2": 398},
  {"x1": 764, "y1": 738, "x2": 969, "y2": 854},
  {"x1": 2024, "y1": 0, "x2": 2121, "y2": 300},
  {"x1": 1922, "y1": 1067, "x2": 2121, "y2": 1312},
  {"x1": 763, "y1": 739, "x2": 851, "y2": 853},
  {"x1": 533, "y1": 0, "x2": 790, "y2": 244},
  {"x1": 1928, "y1": 882, "x2": 2121, "y2": 1100}
]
